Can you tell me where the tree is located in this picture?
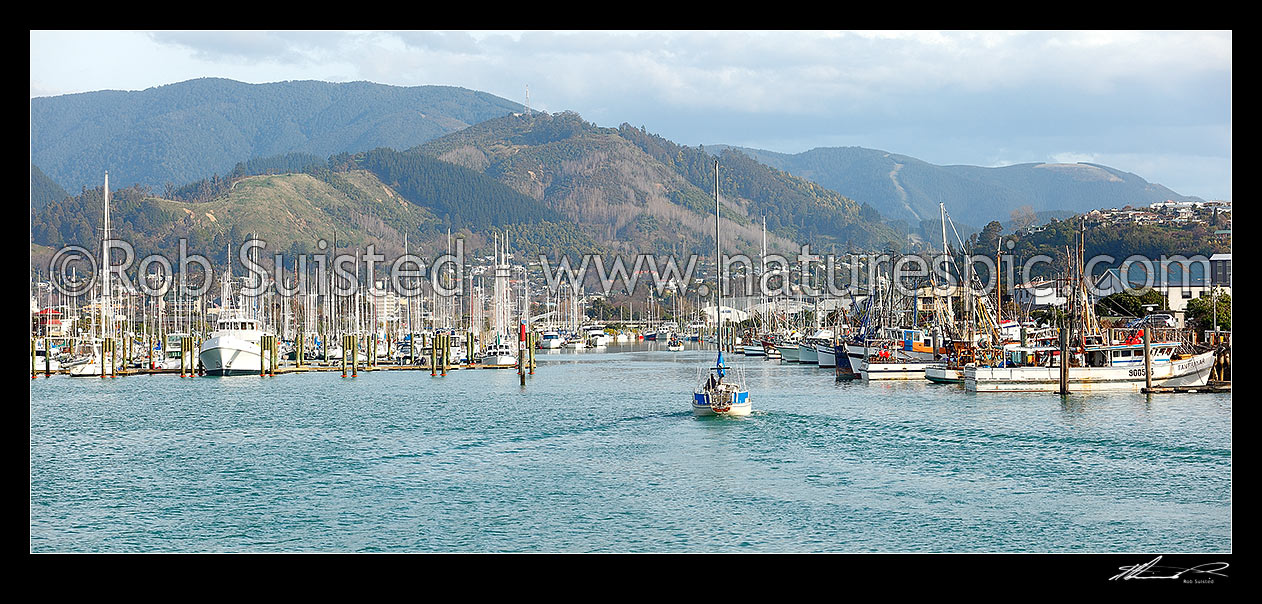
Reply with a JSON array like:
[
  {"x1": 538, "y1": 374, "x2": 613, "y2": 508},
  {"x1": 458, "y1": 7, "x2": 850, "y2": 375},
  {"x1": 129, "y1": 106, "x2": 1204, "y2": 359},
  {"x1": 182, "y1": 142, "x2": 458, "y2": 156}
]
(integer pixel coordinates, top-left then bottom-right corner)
[
  {"x1": 1185, "y1": 290, "x2": 1230, "y2": 331},
  {"x1": 977, "y1": 220, "x2": 1003, "y2": 253},
  {"x1": 1095, "y1": 290, "x2": 1164, "y2": 319},
  {"x1": 1010, "y1": 205, "x2": 1037, "y2": 230}
]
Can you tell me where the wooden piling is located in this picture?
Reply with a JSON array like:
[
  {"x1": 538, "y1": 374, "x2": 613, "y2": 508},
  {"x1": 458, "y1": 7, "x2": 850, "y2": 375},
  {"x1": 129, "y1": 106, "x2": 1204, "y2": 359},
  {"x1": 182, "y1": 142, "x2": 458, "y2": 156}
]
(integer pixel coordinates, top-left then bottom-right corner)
[
  {"x1": 1058, "y1": 327, "x2": 1068, "y2": 395},
  {"x1": 440, "y1": 334, "x2": 448, "y2": 376},
  {"x1": 1143, "y1": 327, "x2": 1152, "y2": 392}
]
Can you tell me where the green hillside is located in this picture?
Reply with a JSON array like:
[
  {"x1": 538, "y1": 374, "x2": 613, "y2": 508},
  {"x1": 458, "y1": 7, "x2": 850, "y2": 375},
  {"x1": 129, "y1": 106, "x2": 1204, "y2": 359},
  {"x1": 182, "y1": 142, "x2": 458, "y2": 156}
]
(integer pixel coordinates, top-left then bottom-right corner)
[{"x1": 31, "y1": 78, "x2": 523, "y2": 196}]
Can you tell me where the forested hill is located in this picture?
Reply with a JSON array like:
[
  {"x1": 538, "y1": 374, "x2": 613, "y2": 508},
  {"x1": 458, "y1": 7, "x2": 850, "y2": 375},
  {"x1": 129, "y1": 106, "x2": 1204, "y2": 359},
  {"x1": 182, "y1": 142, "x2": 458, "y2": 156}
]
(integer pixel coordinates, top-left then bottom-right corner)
[
  {"x1": 31, "y1": 78, "x2": 523, "y2": 196},
  {"x1": 31, "y1": 164, "x2": 70, "y2": 211},
  {"x1": 723, "y1": 145, "x2": 1200, "y2": 236},
  {"x1": 414, "y1": 111, "x2": 900, "y2": 257}
]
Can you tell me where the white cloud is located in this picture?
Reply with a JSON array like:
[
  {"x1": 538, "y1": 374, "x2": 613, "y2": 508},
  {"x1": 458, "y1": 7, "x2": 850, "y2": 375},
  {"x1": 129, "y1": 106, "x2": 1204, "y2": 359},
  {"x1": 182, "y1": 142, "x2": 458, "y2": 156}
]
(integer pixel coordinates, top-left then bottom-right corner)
[{"x1": 29, "y1": 30, "x2": 1232, "y2": 199}]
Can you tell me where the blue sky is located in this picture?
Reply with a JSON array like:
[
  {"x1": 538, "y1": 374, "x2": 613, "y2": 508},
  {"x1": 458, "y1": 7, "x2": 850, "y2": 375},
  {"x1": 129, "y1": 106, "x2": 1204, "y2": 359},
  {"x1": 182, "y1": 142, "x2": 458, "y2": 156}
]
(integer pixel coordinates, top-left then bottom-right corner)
[{"x1": 30, "y1": 30, "x2": 1232, "y2": 201}]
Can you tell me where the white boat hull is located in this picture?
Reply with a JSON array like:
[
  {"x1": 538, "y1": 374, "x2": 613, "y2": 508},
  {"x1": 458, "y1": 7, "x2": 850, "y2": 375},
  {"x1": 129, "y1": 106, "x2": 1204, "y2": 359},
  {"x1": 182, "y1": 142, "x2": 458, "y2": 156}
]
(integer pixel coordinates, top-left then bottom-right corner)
[
  {"x1": 925, "y1": 364, "x2": 964, "y2": 384},
  {"x1": 199, "y1": 336, "x2": 264, "y2": 376},
  {"x1": 860, "y1": 360, "x2": 933, "y2": 380},
  {"x1": 481, "y1": 354, "x2": 517, "y2": 366},
  {"x1": 777, "y1": 345, "x2": 800, "y2": 362},
  {"x1": 798, "y1": 344, "x2": 818, "y2": 364},
  {"x1": 816, "y1": 345, "x2": 836, "y2": 368},
  {"x1": 965, "y1": 350, "x2": 1217, "y2": 392}
]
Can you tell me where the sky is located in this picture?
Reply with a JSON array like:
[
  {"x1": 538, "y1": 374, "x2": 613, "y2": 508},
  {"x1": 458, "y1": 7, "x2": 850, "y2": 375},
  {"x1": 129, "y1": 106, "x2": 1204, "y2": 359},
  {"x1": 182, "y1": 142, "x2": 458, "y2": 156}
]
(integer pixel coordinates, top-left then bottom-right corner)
[{"x1": 30, "y1": 30, "x2": 1232, "y2": 201}]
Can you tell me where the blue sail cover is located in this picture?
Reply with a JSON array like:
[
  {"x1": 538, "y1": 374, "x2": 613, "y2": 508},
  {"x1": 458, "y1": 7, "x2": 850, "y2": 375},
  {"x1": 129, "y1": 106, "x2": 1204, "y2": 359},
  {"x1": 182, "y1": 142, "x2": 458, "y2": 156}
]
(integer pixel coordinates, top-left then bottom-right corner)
[{"x1": 716, "y1": 351, "x2": 726, "y2": 377}]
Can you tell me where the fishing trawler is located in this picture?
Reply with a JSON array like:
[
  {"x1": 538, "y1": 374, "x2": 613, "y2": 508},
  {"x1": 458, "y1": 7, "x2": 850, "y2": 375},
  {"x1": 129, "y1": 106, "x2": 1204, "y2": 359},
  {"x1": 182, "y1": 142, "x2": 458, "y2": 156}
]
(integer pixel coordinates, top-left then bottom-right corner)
[
  {"x1": 775, "y1": 332, "x2": 803, "y2": 362},
  {"x1": 965, "y1": 337, "x2": 1215, "y2": 392}
]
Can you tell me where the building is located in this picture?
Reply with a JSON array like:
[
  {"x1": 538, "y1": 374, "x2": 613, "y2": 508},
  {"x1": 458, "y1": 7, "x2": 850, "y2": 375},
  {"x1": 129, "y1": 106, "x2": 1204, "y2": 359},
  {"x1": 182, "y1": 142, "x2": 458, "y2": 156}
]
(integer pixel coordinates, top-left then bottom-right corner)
[
  {"x1": 1092, "y1": 258, "x2": 1229, "y2": 327},
  {"x1": 1013, "y1": 278, "x2": 1067, "y2": 308},
  {"x1": 1210, "y1": 253, "x2": 1231, "y2": 287}
]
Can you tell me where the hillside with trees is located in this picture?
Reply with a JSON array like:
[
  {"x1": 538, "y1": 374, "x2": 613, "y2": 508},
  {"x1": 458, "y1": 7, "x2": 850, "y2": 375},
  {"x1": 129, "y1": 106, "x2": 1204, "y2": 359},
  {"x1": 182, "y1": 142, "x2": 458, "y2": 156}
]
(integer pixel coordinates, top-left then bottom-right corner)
[{"x1": 31, "y1": 78, "x2": 523, "y2": 197}]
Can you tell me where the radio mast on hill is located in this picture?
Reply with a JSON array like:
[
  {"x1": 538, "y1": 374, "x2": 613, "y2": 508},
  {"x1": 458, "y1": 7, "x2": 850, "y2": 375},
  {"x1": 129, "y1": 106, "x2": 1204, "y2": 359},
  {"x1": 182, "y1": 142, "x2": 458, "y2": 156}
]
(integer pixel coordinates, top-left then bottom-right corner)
[{"x1": 525, "y1": 85, "x2": 531, "y2": 117}]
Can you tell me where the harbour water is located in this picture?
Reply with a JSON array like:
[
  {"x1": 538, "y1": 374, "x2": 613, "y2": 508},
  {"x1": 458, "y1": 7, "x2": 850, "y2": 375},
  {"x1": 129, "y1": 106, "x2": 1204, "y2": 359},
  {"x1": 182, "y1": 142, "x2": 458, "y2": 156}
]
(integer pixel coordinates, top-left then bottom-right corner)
[{"x1": 30, "y1": 344, "x2": 1232, "y2": 552}]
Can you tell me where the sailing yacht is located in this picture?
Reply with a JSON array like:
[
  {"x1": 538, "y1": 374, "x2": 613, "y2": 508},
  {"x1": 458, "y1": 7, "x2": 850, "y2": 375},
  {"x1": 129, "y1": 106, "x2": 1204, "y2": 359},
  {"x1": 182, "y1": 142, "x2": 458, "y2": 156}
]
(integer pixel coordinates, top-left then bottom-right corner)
[
  {"x1": 693, "y1": 159, "x2": 751, "y2": 417},
  {"x1": 69, "y1": 172, "x2": 115, "y2": 377},
  {"x1": 479, "y1": 234, "x2": 518, "y2": 367}
]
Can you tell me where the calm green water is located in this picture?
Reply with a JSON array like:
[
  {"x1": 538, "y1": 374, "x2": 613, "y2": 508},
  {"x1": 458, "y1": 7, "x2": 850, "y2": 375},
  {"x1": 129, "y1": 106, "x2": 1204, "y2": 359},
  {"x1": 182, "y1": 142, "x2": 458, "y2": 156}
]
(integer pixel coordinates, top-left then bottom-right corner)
[{"x1": 30, "y1": 344, "x2": 1232, "y2": 552}]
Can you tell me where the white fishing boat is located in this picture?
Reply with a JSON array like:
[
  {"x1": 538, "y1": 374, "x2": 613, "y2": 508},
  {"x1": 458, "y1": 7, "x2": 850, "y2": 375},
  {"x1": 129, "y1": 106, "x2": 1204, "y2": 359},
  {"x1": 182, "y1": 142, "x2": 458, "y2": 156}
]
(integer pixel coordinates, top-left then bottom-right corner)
[
  {"x1": 797, "y1": 329, "x2": 833, "y2": 365},
  {"x1": 816, "y1": 341, "x2": 837, "y2": 368},
  {"x1": 199, "y1": 310, "x2": 266, "y2": 376},
  {"x1": 966, "y1": 341, "x2": 1216, "y2": 392},
  {"x1": 199, "y1": 254, "x2": 272, "y2": 376},
  {"x1": 775, "y1": 332, "x2": 802, "y2": 362},
  {"x1": 538, "y1": 330, "x2": 564, "y2": 349},
  {"x1": 924, "y1": 364, "x2": 964, "y2": 384},
  {"x1": 797, "y1": 341, "x2": 819, "y2": 364},
  {"x1": 33, "y1": 341, "x2": 62, "y2": 371},
  {"x1": 586, "y1": 329, "x2": 612, "y2": 348},
  {"x1": 859, "y1": 357, "x2": 936, "y2": 380},
  {"x1": 480, "y1": 333, "x2": 518, "y2": 366}
]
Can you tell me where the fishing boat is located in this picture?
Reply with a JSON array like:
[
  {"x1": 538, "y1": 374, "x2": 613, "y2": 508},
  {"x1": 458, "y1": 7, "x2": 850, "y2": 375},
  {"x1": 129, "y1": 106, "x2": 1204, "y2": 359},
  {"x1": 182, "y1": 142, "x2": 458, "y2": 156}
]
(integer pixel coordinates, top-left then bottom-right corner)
[
  {"x1": 199, "y1": 308, "x2": 267, "y2": 376},
  {"x1": 859, "y1": 353, "x2": 937, "y2": 381},
  {"x1": 924, "y1": 363, "x2": 964, "y2": 384},
  {"x1": 538, "y1": 330, "x2": 564, "y2": 349},
  {"x1": 33, "y1": 340, "x2": 61, "y2": 372},
  {"x1": 816, "y1": 339, "x2": 837, "y2": 368},
  {"x1": 775, "y1": 332, "x2": 803, "y2": 362},
  {"x1": 480, "y1": 333, "x2": 518, "y2": 366},
  {"x1": 741, "y1": 337, "x2": 766, "y2": 357},
  {"x1": 797, "y1": 328, "x2": 833, "y2": 365},
  {"x1": 966, "y1": 340, "x2": 1215, "y2": 392},
  {"x1": 691, "y1": 159, "x2": 751, "y2": 417},
  {"x1": 586, "y1": 328, "x2": 612, "y2": 348},
  {"x1": 762, "y1": 336, "x2": 782, "y2": 359}
]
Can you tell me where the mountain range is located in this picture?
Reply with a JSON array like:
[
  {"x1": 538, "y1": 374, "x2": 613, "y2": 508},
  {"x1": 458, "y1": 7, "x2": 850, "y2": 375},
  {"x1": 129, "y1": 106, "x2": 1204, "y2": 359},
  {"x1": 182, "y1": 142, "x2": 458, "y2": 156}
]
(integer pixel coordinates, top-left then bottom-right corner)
[
  {"x1": 719, "y1": 146, "x2": 1201, "y2": 233},
  {"x1": 30, "y1": 78, "x2": 1206, "y2": 267}
]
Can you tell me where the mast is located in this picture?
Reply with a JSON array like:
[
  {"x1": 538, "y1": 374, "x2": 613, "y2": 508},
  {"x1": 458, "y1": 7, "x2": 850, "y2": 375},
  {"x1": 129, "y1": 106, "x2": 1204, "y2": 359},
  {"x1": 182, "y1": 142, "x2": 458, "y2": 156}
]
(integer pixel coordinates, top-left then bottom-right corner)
[
  {"x1": 101, "y1": 172, "x2": 111, "y2": 341},
  {"x1": 714, "y1": 159, "x2": 723, "y2": 352}
]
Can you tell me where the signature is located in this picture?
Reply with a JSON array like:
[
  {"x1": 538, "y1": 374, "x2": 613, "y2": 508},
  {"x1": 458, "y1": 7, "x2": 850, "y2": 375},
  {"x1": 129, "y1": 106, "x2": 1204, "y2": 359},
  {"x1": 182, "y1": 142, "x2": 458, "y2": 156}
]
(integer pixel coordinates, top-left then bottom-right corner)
[{"x1": 1109, "y1": 556, "x2": 1229, "y2": 581}]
